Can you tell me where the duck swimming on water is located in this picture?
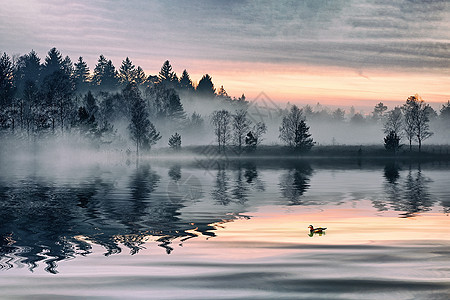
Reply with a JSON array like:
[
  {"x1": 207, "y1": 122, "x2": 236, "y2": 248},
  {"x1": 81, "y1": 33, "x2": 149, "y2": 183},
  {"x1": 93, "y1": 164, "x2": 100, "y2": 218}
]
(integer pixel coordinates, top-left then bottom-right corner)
[{"x1": 308, "y1": 225, "x2": 327, "y2": 233}]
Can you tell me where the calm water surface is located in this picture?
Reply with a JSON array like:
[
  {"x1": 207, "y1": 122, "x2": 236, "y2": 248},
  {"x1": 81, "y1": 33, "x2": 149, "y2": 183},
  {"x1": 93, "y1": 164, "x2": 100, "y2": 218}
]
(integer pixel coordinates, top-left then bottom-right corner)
[{"x1": 0, "y1": 157, "x2": 449, "y2": 299}]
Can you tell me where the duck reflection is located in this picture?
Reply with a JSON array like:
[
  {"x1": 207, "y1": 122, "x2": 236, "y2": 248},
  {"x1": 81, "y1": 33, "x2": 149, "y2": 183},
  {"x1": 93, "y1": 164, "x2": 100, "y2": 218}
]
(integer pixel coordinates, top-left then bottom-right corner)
[{"x1": 279, "y1": 162, "x2": 313, "y2": 205}]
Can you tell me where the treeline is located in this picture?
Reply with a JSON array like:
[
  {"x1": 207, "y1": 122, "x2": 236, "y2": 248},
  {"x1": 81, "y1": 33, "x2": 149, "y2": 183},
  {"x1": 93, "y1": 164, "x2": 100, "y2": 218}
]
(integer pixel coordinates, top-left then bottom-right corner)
[
  {"x1": 0, "y1": 48, "x2": 248, "y2": 150},
  {"x1": 1, "y1": 48, "x2": 449, "y2": 154}
]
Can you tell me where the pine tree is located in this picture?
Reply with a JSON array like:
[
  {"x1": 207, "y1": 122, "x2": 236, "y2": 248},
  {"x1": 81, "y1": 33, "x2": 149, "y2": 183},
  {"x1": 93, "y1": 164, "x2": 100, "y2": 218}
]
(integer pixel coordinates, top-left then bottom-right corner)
[
  {"x1": 119, "y1": 57, "x2": 136, "y2": 85},
  {"x1": 15, "y1": 50, "x2": 41, "y2": 96},
  {"x1": 74, "y1": 56, "x2": 90, "y2": 90},
  {"x1": 129, "y1": 95, "x2": 161, "y2": 155},
  {"x1": 92, "y1": 55, "x2": 108, "y2": 86},
  {"x1": 217, "y1": 85, "x2": 231, "y2": 102},
  {"x1": 197, "y1": 74, "x2": 215, "y2": 99},
  {"x1": 62, "y1": 56, "x2": 74, "y2": 77},
  {"x1": 168, "y1": 132, "x2": 181, "y2": 150},
  {"x1": 42, "y1": 47, "x2": 63, "y2": 78},
  {"x1": 134, "y1": 66, "x2": 146, "y2": 86},
  {"x1": 0, "y1": 52, "x2": 15, "y2": 107},
  {"x1": 92, "y1": 55, "x2": 118, "y2": 89},
  {"x1": 158, "y1": 60, "x2": 174, "y2": 84},
  {"x1": 384, "y1": 130, "x2": 401, "y2": 154},
  {"x1": 179, "y1": 69, "x2": 194, "y2": 91}
]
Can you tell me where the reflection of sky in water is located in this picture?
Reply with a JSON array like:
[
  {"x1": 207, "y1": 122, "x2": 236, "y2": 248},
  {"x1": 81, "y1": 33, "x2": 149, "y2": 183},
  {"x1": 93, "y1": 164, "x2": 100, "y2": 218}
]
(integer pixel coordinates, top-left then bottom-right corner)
[{"x1": 0, "y1": 159, "x2": 449, "y2": 298}]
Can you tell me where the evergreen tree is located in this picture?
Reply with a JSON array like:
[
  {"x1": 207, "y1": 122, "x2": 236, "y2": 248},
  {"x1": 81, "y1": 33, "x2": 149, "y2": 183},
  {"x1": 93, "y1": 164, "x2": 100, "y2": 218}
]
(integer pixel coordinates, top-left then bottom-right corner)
[
  {"x1": 158, "y1": 60, "x2": 174, "y2": 84},
  {"x1": 134, "y1": 66, "x2": 146, "y2": 86},
  {"x1": 92, "y1": 55, "x2": 118, "y2": 90},
  {"x1": 129, "y1": 93, "x2": 161, "y2": 155},
  {"x1": 168, "y1": 132, "x2": 181, "y2": 150},
  {"x1": 440, "y1": 101, "x2": 450, "y2": 120},
  {"x1": 372, "y1": 102, "x2": 387, "y2": 122},
  {"x1": 179, "y1": 69, "x2": 194, "y2": 91},
  {"x1": 384, "y1": 130, "x2": 401, "y2": 154},
  {"x1": 332, "y1": 108, "x2": 345, "y2": 122},
  {"x1": 84, "y1": 91, "x2": 98, "y2": 117},
  {"x1": 15, "y1": 50, "x2": 41, "y2": 97},
  {"x1": 92, "y1": 55, "x2": 107, "y2": 86},
  {"x1": 77, "y1": 106, "x2": 96, "y2": 136},
  {"x1": 41, "y1": 69, "x2": 74, "y2": 133},
  {"x1": 119, "y1": 57, "x2": 136, "y2": 85},
  {"x1": 217, "y1": 85, "x2": 231, "y2": 102},
  {"x1": 122, "y1": 83, "x2": 143, "y2": 118},
  {"x1": 42, "y1": 47, "x2": 63, "y2": 79},
  {"x1": 0, "y1": 52, "x2": 15, "y2": 107},
  {"x1": 279, "y1": 105, "x2": 314, "y2": 151},
  {"x1": 196, "y1": 74, "x2": 215, "y2": 99},
  {"x1": 62, "y1": 55, "x2": 74, "y2": 77},
  {"x1": 167, "y1": 92, "x2": 186, "y2": 122},
  {"x1": 73, "y1": 56, "x2": 90, "y2": 91},
  {"x1": 103, "y1": 59, "x2": 119, "y2": 89}
]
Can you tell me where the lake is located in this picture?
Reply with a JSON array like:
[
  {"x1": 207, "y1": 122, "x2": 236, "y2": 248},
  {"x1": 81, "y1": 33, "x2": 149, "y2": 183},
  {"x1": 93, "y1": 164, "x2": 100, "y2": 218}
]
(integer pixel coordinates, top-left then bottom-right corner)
[{"x1": 0, "y1": 155, "x2": 449, "y2": 299}]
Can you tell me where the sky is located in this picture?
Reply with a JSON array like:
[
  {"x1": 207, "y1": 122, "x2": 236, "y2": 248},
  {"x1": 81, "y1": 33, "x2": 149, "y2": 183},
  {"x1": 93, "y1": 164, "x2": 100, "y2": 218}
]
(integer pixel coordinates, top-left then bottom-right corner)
[{"x1": 1, "y1": 0, "x2": 449, "y2": 111}]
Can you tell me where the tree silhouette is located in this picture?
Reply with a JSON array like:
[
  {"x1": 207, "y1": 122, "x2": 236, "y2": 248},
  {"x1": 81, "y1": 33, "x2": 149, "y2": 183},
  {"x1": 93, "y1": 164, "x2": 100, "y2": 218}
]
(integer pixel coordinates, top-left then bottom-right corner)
[
  {"x1": 15, "y1": 50, "x2": 41, "y2": 97},
  {"x1": 0, "y1": 53, "x2": 15, "y2": 107},
  {"x1": 196, "y1": 74, "x2": 215, "y2": 99},
  {"x1": 92, "y1": 55, "x2": 118, "y2": 90},
  {"x1": 384, "y1": 130, "x2": 401, "y2": 154},
  {"x1": 42, "y1": 47, "x2": 63, "y2": 79},
  {"x1": 402, "y1": 94, "x2": 433, "y2": 152},
  {"x1": 62, "y1": 56, "x2": 74, "y2": 77},
  {"x1": 211, "y1": 109, "x2": 231, "y2": 152},
  {"x1": 168, "y1": 132, "x2": 181, "y2": 150},
  {"x1": 158, "y1": 60, "x2": 174, "y2": 85},
  {"x1": 384, "y1": 107, "x2": 403, "y2": 137},
  {"x1": 279, "y1": 105, "x2": 314, "y2": 151},
  {"x1": 119, "y1": 57, "x2": 136, "y2": 85},
  {"x1": 232, "y1": 109, "x2": 251, "y2": 151},
  {"x1": 372, "y1": 102, "x2": 387, "y2": 122},
  {"x1": 179, "y1": 69, "x2": 194, "y2": 91},
  {"x1": 73, "y1": 56, "x2": 90, "y2": 91},
  {"x1": 332, "y1": 108, "x2": 345, "y2": 122},
  {"x1": 134, "y1": 66, "x2": 146, "y2": 86},
  {"x1": 128, "y1": 93, "x2": 161, "y2": 155}
]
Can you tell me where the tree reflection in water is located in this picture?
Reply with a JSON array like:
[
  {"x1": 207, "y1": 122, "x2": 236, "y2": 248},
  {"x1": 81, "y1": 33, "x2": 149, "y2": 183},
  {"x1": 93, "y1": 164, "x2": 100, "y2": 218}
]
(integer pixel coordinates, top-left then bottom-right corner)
[
  {"x1": 0, "y1": 160, "x2": 446, "y2": 273},
  {"x1": 0, "y1": 163, "x2": 243, "y2": 273},
  {"x1": 279, "y1": 162, "x2": 313, "y2": 205},
  {"x1": 381, "y1": 163, "x2": 435, "y2": 217}
]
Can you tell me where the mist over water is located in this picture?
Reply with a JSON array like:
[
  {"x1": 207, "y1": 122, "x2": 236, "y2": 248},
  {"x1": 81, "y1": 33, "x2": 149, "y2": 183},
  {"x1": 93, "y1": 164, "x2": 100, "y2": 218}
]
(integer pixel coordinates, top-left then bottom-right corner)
[{"x1": 0, "y1": 152, "x2": 449, "y2": 299}]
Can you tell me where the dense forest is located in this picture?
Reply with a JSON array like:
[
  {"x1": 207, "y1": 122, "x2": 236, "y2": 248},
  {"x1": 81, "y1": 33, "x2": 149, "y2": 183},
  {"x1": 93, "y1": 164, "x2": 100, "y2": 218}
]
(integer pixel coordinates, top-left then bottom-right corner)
[{"x1": 0, "y1": 48, "x2": 449, "y2": 155}]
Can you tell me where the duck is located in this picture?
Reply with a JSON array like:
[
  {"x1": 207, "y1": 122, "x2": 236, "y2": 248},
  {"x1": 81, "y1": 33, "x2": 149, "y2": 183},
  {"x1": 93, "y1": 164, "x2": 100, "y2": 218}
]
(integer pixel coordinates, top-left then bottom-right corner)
[{"x1": 308, "y1": 225, "x2": 327, "y2": 233}]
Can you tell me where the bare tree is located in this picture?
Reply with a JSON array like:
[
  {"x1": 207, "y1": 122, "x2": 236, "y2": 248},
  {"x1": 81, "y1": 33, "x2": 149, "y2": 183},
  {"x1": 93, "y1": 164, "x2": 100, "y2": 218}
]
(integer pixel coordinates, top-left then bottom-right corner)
[
  {"x1": 402, "y1": 95, "x2": 433, "y2": 152},
  {"x1": 384, "y1": 107, "x2": 403, "y2": 136},
  {"x1": 232, "y1": 109, "x2": 251, "y2": 151},
  {"x1": 211, "y1": 109, "x2": 231, "y2": 152}
]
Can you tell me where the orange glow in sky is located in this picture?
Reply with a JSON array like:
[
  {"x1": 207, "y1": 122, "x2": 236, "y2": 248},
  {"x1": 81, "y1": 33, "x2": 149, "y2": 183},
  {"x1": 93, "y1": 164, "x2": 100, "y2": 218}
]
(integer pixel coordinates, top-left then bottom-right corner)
[{"x1": 177, "y1": 60, "x2": 450, "y2": 109}]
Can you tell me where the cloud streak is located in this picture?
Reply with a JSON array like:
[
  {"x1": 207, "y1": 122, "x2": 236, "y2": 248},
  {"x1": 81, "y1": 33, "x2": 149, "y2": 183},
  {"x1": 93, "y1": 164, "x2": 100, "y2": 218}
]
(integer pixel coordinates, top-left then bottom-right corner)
[{"x1": 0, "y1": 0, "x2": 448, "y2": 105}]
